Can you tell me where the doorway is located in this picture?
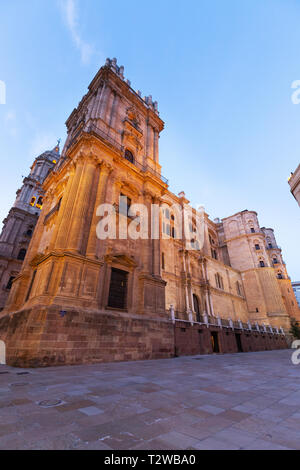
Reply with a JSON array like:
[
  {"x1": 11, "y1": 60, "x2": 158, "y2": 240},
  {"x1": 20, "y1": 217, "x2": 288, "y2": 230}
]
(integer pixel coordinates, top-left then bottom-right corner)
[
  {"x1": 0, "y1": 341, "x2": 6, "y2": 365},
  {"x1": 108, "y1": 268, "x2": 128, "y2": 309},
  {"x1": 235, "y1": 333, "x2": 243, "y2": 352},
  {"x1": 211, "y1": 332, "x2": 220, "y2": 353}
]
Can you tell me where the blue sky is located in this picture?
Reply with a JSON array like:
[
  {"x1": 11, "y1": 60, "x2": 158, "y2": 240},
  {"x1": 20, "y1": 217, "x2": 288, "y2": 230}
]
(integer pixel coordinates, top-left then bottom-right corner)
[{"x1": 0, "y1": 0, "x2": 299, "y2": 279}]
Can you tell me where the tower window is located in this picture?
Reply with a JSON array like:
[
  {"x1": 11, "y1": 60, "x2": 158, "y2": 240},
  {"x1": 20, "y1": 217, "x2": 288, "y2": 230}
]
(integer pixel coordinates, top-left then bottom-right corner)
[
  {"x1": 29, "y1": 196, "x2": 36, "y2": 207},
  {"x1": 6, "y1": 276, "x2": 15, "y2": 290},
  {"x1": 255, "y1": 244, "x2": 260, "y2": 250},
  {"x1": 36, "y1": 196, "x2": 43, "y2": 209},
  {"x1": 17, "y1": 248, "x2": 27, "y2": 261},
  {"x1": 26, "y1": 229, "x2": 33, "y2": 237},
  {"x1": 259, "y1": 260, "x2": 265, "y2": 268},
  {"x1": 124, "y1": 149, "x2": 134, "y2": 164},
  {"x1": 250, "y1": 228, "x2": 255, "y2": 233}
]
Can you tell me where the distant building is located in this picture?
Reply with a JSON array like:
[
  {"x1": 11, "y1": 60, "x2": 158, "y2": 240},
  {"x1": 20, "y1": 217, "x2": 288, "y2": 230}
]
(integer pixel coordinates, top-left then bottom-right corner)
[
  {"x1": 292, "y1": 282, "x2": 300, "y2": 308},
  {"x1": 288, "y1": 164, "x2": 300, "y2": 206},
  {"x1": 0, "y1": 145, "x2": 60, "y2": 310}
]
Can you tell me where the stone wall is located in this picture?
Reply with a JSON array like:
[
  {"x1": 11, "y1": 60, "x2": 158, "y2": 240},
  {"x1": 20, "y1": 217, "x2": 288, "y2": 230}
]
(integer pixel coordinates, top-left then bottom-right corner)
[
  {"x1": 174, "y1": 321, "x2": 288, "y2": 357},
  {"x1": 0, "y1": 307, "x2": 174, "y2": 368}
]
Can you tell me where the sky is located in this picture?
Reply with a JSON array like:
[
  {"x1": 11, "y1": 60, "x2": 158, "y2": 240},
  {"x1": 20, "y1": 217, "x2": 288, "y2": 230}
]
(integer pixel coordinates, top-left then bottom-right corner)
[{"x1": 0, "y1": 0, "x2": 299, "y2": 279}]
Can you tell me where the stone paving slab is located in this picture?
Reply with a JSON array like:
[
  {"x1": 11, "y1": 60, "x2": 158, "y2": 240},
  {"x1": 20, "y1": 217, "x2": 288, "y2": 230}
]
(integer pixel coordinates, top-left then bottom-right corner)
[{"x1": 0, "y1": 349, "x2": 299, "y2": 450}]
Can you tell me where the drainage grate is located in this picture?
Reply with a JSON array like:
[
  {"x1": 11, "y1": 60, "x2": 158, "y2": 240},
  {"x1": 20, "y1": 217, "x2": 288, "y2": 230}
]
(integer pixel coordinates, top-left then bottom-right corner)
[
  {"x1": 38, "y1": 399, "x2": 64, "y2": 408},
  {"x1": 17, "y1": 372, "x2": 30, "y2": 375},
  {"x1": 0, "y1": 371, "x2": 9, "y2": 375}
]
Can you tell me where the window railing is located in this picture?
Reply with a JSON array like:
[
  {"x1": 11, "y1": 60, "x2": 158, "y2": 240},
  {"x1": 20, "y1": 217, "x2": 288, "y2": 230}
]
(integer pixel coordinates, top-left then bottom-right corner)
[{"x1": 69, "y1": 123, "x2": 169, "y2": 185}]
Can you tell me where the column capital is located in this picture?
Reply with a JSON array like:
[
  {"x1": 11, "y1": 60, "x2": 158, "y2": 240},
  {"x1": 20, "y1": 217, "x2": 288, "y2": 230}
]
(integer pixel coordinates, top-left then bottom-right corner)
[
  {"x1": 143, "y1": 190, "x2": 155, "y2": 202},
  {"x1": 100, "y1": 160, "x2": 113, "y2": 174}
]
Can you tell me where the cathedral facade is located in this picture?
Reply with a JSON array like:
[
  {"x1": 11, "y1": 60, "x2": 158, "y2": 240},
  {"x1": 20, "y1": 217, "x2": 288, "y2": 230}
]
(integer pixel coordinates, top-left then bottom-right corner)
[{"x1": 0, "y1": 59, "x2": 298, "y2": 367}]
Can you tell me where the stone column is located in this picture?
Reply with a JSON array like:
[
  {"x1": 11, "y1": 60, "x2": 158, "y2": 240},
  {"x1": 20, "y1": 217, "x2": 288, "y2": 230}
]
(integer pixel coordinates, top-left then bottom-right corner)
[
  {"x1": 105, "y1": 91, "x2": 115, "y2": 124},
  {"x1": 152, "y1": 196, "x2": 161, "y2": 277},
  {"x1": 182, "y1": 250, "x2": 190, "y2": 312},
  {"x1": 54, "y1": 159, "x2": 84, "y2": 250},
  {"x1": 68, "y1": 155, "x2": 98, "y2": 254},
  {"x1": 110, "y1": 94, "x2": 120, "y2": 129},
  {"x1": 153, "y1": 129, "x2": 158, "y2": 163},
  {"x1": 86, "y1": 162, "x2": 112, "y2": 258},
  {"x1": 100, "y1": 86, "x2": 111, "y2": 121},
  {"x1": 90, "y1": 85, "x2": 102, "y2": 120},
  {"x1": 48, "y1": 171, "x2": 74, "y2": 251},
  {"x1": 143, "y1": 191, "x2": 153, "y2": 274},
  {"x1": 146, "y1": 124, "x2": 154, "y2": 160},
  {"x1": 95, "y1": 83, "x2": 106, "y2": 118}
]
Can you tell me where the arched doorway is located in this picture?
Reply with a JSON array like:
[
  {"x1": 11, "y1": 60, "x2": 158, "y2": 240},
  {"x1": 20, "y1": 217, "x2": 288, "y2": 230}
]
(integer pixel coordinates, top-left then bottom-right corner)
[
  {"x1": 0, "y1": 341, "x2": 6, "y2": 365},
  {"x1": 193, "y1": 294, "x2": 201, "y2": 323}
]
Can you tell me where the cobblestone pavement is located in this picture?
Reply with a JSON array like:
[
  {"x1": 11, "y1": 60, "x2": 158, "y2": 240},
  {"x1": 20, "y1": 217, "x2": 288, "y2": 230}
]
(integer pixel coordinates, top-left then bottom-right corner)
[{"x1": 0, "y1": 349, "x2": 300, "y2": 450}]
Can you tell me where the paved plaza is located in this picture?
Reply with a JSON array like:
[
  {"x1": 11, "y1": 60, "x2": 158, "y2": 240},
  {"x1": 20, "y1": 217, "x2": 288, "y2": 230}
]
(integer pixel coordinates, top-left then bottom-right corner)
[{"x1": 0, "y1": 349, "x2": 300, "y2": 450}]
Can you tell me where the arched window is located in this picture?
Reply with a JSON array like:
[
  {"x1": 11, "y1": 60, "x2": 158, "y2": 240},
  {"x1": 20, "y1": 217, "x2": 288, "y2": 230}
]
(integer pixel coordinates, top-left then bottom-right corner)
[
  {"x1": 277, "y1": 272, "x2": 283, "y2": 279},
  {"x1": 17, "y1": 248, "x2": 26, "y2": 261},
  {"x1": 259, "y1": 260, "x2": 265, "y2": 268},
  {"x1": 36, "y1": 196, "x2": 43, "y2": 209},
  {"x1": 124, "y1": 149, "x2": 134, "y2": 164},
  {"x1": 193, "y1": 294, "x2": 201, "y2": 323},
  {"x1": 215, "y1": 273, "x2": 224, "y2": 290},
  {"x1": 26, "y1": 229, "x2": 33, "y2": 237},
  {"x1": 29, "y1": 196, "x2": 36, "y2": 207},
  {"x1": 6, "y1": 276, "x2": 15, "y2": 290}
]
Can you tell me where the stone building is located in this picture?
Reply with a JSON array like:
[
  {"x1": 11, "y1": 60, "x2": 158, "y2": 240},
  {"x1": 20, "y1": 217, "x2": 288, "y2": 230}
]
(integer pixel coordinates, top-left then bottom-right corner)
[
  {"x1": 288, "y1": 164, "x2": 300, "y2": 206},
  {"x1": 0, "y1": 145, "x2": 60, "y2": 311},
  {"x1": 0, "y1": 59, "x2": 297, "y2": 367},
  {"x1": 292, "y1": 282, "x2": 300, "y2": 308}
]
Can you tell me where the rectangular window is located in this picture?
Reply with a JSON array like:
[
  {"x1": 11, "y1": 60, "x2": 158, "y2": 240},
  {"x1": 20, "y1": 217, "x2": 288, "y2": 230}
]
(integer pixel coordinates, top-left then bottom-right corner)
[
  {"x1": 120, "y1": 194, "x2": 131, "y2": 217},
  {"x1": 6, "y1": 276, "x2": 15, "y2": 290},
  {"x1": 162, "y1": 253, "x2": 165, "y2": 270}
]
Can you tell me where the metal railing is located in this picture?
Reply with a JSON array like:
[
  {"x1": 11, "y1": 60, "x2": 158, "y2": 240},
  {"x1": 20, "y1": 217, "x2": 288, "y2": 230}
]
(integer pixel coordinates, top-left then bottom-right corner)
[{"x1": 169, "y1": 306, "x2": 285, "y2": 336}]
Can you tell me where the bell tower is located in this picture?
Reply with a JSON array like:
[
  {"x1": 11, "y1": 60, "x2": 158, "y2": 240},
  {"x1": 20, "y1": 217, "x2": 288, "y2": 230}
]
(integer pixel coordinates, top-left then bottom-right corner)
[{"x1": 0, "y1": 59, "x2": 174, "y2": 367}]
